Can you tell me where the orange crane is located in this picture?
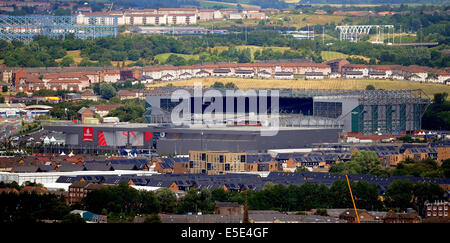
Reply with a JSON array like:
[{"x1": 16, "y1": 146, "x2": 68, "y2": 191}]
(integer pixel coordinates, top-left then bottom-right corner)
[{"x1": 346, "y1": 174, "x2": 360, "y2": 223}]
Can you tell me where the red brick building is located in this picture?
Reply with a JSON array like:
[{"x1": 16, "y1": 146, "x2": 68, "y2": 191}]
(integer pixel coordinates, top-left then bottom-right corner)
[{"x1": 425, "y1": 201, "x2": 449, "y2": 219}]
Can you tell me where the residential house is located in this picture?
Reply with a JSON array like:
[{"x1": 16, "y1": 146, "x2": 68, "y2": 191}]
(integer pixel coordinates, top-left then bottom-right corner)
[
  {"x1": 383, "y1": 209, "x2": 421, "y2": 223},
  {"x1": 77, "y1": 107, "x2": 95, "y2": 123},
  {"x1": 343, "y1": 70, "x2": 364, "y2": 79},
  {"x1": 339, "y1": 209, "x2": 378, "y2": 223},
  {"x1": 214, "y1": 202, "x2": 243, "y2": 215},
  {"x1": 368, "y1": 71, "x2": 387, "y2": 79},
  {"x1": 195, "y1": 70, "x2": 210, "y2": 78},
  {"x1": 89, "y1": 104, "x2": 124, "y2": 117},
  {"x1": 234, "y1": 69, "x2": 254, "y2": 78},
  {"x1": 274, "y1": 72, "x2": 294, "y2": 79},
  {"x1": 257, "y1": 70, "x2": 272, "y2": 79},
  {"x1": 305, "y1": 72, "x2": 325, "y2": 80},
  {"x1": 325, "y1": 59, "x2": 350, "y2": 73},
  {"x1": 68, "y1": 181, "x2": 105, "y2": 205},
  {"x1": 425, "y1": 201, "x2": 449, "y2": 219},
  {"x1": 81, "y1": 90, "x2": 100, "y2": 101},
  {"x1": 117, "y1": 89, "x2": 137, "y2": 100}
]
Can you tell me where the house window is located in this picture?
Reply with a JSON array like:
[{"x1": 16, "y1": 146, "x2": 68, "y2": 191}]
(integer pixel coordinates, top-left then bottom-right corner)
[
  {"x1": 240, "y1": 155, "x2": 246, "y2": 162},
  {"x1": 427, "y1": 212, "x2": 431, "y2": 216},
  {"x1": 445, "y1": 212, "x2": 448, "y2": 216},
  {"x1": 219, "y1": 155, "x2": 224, "y2": 163},
  {"x1": 202, "y1": 153, "x2": 206, "y2": 161},
  {"x1": 225, "y1": 164, "x2": 230, "y2": 171}
]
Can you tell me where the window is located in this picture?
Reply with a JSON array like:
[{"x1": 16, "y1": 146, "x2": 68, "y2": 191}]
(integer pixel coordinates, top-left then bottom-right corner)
[
  {"x1": 219, "y1": 155, "x2": 224, "y2": 163},
  {"x1": 202, "y1": 153, "x2": 206, "y2": 161},
  {"x1": 445, "y1": 206, "x2": 448, "y2": 211},
  {"x1": 240, "y1": 155, "x2": 246, "y2": 162},
  {"x1": 427, "y1": 212, "x2": 431, "y2": 216},
  {"x1": 225, "y1": 164, "x2": 230, "y2": 171},
  {"x1": 445, "y1": 212, "x2": 448, "y2": 216}
]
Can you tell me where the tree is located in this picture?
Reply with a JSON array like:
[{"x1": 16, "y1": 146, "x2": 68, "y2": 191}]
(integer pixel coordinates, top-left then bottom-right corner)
[
  {"x1": 413, "y1": 182, "x2": 444, "y2": 215},
  {"x1": 2, "y1": 85, "x2": 7, "y2": 92},
  {"x1": 353, "y1": 181, "x2": 383, "y2": 211},
  {"x1": 384, "y1": 180, "x2": 414, "y2": 211},
  {"x1": 60, "y1": 56, "x2": 75, "y2": 67},
  {"x1": 210, "y1": 82, "x2": 224, "y2": 88},
  {"x1": 224, "y1": 82, "x2": 237, "y2": 89},
  {"x1": 139, "y1": 191, "x2": 161, "y2": 214},
  {"x1": 155, "y1": 188, "x2": 177, "y2": 213},
  {"x1": 366, "y1": 84, "x2": 375, "y2": 90},
  {"x1": 442, "y1": 159, "x2": 450, "y2": 178},
  {"x1": 330, "y1": 151, "x2": 382, "y2": 175},
  {"x1": 60, "y1": 213, "x2": 86, "y2": 224},
  {"x1": 177, "y1": 188, "x2": 214, "y2": 214},
  {"x1": 144, "y1": 213, "x2": 161, "y2": 223},
  {"x1": 330, "y1": 180, "x2": 355, "y2": 208},
  {"x1": 99, "y1": 83, "x2": 116, "y2": 100},
  {"x1": 295, "y1": 166, "x2": 309, "y2": 172}
]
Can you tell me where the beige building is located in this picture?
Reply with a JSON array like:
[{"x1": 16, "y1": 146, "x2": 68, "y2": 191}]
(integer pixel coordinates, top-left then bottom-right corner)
[{"x1": 188, "y1": 151, "x2": 246, "y2": 175}]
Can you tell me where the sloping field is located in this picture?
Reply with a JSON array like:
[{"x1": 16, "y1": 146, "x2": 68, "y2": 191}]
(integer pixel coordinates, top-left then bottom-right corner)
[
  {"x1": 155, "y1": 53, "x2": 200, "y2": 63},
  {"x1": 268, "y1": 13, "x2": 346, "y2": 29},
  {"x1": 321, "y1": 51, "x2": 373, "y2": 62},
  {"x1": 147, "y1": 77, "x2": 450, "y2": 98},
  {"x1": 211, "y1": 45, "x2": 295, "y2": 60}
]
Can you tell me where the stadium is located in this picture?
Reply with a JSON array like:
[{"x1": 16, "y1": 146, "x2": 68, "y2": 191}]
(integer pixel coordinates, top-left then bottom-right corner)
[{"x1": 43, "y1": 88, "x2": 430, "y2": 154}]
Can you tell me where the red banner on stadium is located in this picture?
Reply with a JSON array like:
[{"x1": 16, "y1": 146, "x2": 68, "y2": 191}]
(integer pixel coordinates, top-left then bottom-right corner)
[{"x1": 83, "y1": 127, "x2": 94, "y2": 142}]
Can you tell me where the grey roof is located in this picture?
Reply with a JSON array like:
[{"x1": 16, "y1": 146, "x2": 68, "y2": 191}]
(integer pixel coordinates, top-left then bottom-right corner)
[
  {"x1": 235, "y1": 70, "x2": 254, "y2": 74},
  {"x1": 11, "y1": 165, "x2": 39, "y2": 173},
  {"x1": 305, "y1": 72, "x2": 324, "y2": 76},
  {"x1": 57, "y1": 164, "x2": 85, "y2": 172},
  {"x1": 83, "y1": 163, "x2": 114, "y2": 171},
  {"x1": 274, "y1": 72, "x2": 293, "y2": 76},
  {"x1": 213, "y1": 69, "x2": 231, "y2": 73},
  {"x1": 344, "y1": 71, "x2": 364, "y2": 75}
]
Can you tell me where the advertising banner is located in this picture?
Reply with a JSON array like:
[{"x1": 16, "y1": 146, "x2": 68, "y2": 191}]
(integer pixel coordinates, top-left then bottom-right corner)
[{"x1": 83, "y1": 127, "x2": 94, "y2": 142}]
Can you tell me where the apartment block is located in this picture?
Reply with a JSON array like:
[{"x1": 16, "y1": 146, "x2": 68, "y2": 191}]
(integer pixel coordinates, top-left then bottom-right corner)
[{"x1": 188, "y1": 151, "x2": 246, "y2": 175}]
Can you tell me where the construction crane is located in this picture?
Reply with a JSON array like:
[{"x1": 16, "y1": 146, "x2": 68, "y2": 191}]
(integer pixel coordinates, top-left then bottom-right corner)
[
  {"x1": 346, "y1": 174, "x2": 360, "y2": 223},
  {"x1": 108, "y1": 2, "x2": 114, "y2": 12}
]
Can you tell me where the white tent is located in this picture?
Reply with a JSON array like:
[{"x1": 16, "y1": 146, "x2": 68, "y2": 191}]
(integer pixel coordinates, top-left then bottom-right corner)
[
  {"x1": 60, "y1": 151, "x2": 66, "y2": 156},
  {"x1": 50, "y1": 136, "x2": 56, "y2": 143},
  {"x1": 43, "y1": 136, "x2": 50, "y2": 145}
]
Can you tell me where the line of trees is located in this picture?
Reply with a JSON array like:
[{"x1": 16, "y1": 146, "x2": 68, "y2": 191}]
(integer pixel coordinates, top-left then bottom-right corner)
[
  {"x1": 330, "y1": 150, "x2": 450, "y2": 179},
  {"x1": 78, "y1": 178, "x2": 444, "y2": 222}
]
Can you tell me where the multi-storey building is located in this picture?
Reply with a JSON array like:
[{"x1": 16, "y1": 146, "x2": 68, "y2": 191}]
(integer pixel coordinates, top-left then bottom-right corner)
[
  {"x1": 188, "y1": 151, "x2": 247, "y2": 175},
  {"x1": 425, "y1": 201, "x2": 449, "y2": 218}
]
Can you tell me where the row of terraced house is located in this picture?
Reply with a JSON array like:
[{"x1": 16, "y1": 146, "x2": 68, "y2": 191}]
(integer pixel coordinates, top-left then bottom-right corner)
[{"x1": 3, "y1": 59, "x2": 450, "y2": 94}]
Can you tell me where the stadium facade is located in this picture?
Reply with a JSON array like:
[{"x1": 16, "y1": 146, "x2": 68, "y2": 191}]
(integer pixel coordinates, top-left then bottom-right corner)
[{"x1": 43, "y1": 88, "x2": 429, "y2": 154}]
